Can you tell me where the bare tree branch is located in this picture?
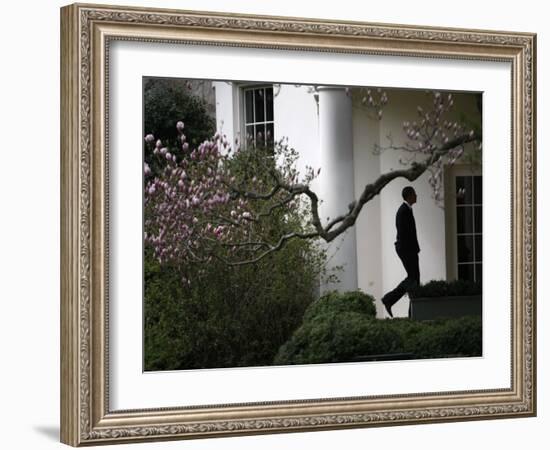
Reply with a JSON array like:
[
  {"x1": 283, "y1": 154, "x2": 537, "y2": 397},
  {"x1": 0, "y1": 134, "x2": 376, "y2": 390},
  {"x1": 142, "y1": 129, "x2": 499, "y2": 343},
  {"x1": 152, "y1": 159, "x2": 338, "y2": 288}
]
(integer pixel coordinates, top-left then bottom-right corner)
[
  {"x1": 220, "y1": 230, "x2": 320, "y2": 266},
  {"x1": 211, "y1": 131, "x2": 479, "y2": 265},
  {"x1": 320, "y1": 132, "x2": 480, "y2": 242}
]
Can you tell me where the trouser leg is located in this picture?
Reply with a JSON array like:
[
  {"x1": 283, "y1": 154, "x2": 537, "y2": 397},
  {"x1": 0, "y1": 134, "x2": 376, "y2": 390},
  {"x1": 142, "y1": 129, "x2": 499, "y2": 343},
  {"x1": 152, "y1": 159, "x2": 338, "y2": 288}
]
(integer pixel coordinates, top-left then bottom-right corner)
[
  {"x1": 399, "y1": 252, "x2": 419, "y2": 317},
  {"x1": 400, "y1": 251, "x2": 419, "y2": 287},
  {"x1": 385, "y1": 251, "x2": 420, "y2": 308}
]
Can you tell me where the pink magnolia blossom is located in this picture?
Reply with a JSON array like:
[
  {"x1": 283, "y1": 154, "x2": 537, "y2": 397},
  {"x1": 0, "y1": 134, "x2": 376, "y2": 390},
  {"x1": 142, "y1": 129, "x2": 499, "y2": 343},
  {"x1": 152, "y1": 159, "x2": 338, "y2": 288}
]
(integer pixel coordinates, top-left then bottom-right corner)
[{"x1": 143, "y1": 123, "x2": 306, "y2": 270}]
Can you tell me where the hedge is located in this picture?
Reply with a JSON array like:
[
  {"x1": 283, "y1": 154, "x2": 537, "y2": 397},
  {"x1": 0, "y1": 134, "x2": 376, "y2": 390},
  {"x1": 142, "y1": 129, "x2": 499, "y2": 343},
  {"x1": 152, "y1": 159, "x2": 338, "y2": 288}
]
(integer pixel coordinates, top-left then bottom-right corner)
[
  {"x1": 274, "y1": 311, "x2": 403, "y2": 365},
  {"x1": 302, "y1": 290, "x2": 377, "y2": 322},
  {"x1": 409, "y1": 279, "x2": 482, "y2": 299},
  {"x1": 274, "y1": 290, "x2": 482, "y2": 365}
]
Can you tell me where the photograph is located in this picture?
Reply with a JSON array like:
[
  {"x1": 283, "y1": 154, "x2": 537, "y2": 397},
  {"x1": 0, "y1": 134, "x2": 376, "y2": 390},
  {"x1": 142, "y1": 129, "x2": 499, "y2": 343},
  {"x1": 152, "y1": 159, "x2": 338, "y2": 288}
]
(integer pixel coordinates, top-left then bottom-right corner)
[{"x1": 142, "y1": 78, "x2": 483, "y2": 371}]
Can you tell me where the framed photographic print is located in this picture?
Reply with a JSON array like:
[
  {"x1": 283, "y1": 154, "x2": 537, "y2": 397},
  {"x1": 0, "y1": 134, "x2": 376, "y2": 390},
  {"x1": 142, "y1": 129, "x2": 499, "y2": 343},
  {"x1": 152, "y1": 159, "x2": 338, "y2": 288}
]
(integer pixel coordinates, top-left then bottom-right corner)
[{"x1": 60, "y1": 3, "x2": 536, "y2": 446}]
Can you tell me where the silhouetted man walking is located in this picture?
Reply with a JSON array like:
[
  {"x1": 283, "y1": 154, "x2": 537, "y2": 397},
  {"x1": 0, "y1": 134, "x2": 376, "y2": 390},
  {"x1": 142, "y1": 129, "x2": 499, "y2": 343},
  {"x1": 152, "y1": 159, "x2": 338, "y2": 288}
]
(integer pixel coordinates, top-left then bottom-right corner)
[{"x1": 381, "y1": 186, "x2": 420, "y2": 318}]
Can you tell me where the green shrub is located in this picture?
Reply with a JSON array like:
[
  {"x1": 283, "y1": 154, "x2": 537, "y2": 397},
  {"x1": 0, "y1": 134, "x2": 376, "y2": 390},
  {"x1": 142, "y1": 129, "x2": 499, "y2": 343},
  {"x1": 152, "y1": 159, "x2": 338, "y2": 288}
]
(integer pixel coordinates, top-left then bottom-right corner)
[
  {"x1": 274, "y1": 292, "x2": 482, "y2": 365},
  {"x1": 144, "y1": 232, "x2": 325, "y2": 370},
  {"x1": 409, "y1": 279, "x2": 482, "y2": 299},
  {"x1": 143, "y1": 254, "x2": 200, "y2": 370},
  {"x1": 406, "y1": 316, "x2": 482, "y2": 358},
  {"x1": 303, "y1": 290, "x2": 377, "y2": 322},
  {"x1": 274, "y1": 312, "x2": 403, "y2": 365}
]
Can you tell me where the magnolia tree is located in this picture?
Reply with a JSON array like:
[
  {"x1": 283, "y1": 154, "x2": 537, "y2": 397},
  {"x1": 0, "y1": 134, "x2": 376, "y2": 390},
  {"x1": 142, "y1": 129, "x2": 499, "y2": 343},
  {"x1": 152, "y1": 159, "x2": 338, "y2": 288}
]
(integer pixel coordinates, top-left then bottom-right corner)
[
  {"x1": 144, "y1": 90, "x2": 481, "y2": 272},
  {"x1": 144, "y1": 123, "x2": 318, "y2": 271}
]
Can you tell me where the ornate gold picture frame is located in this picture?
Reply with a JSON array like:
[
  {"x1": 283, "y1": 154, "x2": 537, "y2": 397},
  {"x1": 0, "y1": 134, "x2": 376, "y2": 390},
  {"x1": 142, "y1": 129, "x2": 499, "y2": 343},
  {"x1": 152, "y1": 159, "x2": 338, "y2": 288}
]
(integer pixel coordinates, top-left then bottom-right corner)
[{"x1": 60, "y1": 3, "x2": 536, "y2": 446}]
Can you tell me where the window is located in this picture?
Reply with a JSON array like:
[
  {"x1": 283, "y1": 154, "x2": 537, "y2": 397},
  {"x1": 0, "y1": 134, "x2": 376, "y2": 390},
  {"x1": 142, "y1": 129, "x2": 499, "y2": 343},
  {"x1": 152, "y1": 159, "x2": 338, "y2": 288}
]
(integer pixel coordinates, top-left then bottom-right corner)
[
  {"x1": 455, "y1": 175, "x2": 482, "y2": 282},
  {"x1": 242, "y1": 85, "x2": 274, "y2": 147},
  {"x1": 444, "y1": 166, "x2": 482, "y2": 283}
]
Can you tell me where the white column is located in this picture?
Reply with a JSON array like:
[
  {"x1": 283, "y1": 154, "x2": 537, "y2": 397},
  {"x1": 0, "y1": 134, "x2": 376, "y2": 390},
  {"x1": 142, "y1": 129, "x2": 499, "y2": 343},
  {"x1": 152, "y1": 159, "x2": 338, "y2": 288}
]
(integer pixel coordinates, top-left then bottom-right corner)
[
  {"x1": 318, "y1": 87, "x2": 358, "y2": 292},
  {"x1": 212, "y1": 81, "x2": 236, "y2": 151}
]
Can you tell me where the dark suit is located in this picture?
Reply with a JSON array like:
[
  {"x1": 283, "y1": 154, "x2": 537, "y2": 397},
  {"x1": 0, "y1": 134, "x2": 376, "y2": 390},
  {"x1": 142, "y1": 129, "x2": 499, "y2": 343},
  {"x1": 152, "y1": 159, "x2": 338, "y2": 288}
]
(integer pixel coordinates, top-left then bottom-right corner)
[{"x1": 382, "y1": 202, "x2": 420, "y2": 312}]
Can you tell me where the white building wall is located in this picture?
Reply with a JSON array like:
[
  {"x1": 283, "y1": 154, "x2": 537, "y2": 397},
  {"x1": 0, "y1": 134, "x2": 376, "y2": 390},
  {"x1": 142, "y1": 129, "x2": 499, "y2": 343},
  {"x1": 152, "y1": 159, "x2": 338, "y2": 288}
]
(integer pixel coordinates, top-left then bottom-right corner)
[
  {"x1": 273, "y1": 85, "x2": 320, "y2": 190},
  {"x1": 212, "y1": 81, "x2": 239, "y2": 149},
  {"x1": 352, "y1": 100, "x2": 384, "y2": 315}
]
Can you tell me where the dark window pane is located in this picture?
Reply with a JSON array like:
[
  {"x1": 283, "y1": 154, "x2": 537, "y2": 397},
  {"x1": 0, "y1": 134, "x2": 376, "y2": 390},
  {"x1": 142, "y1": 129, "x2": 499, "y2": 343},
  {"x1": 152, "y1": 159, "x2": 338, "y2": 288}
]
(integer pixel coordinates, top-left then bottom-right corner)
[
  {"x1": 475, "y1": 235, "x2": 482, "y2": 262},
  {"x1": 457, "y1": 235, "x2": 474, "y2": 263},
  {"x1": 254, "y1": 89, "x2": 265, "y2": 123},
  {"x1": 474, "y1": 206, "x2": 482, "y2": 233},
  {"x1": 266, "y1": 87, "x2": 274, "y2": 121},
  {"x1": 458, "y1": 264, "x2": 475, "y2": 282},
  {"x1": 474, "y1": 176, "x2": 482, "y2": 204},
  {"x1": 245, "y1": 90, "x2": 254, "y2": 124},
  {"x1": 266, "y1": 123, "x2": 274, "y2": 145},
  {"x1": 457, "y1": 206, "x2": 473, "y2": 234},
  {"x1": 245, "y1": 125, "x2": 254, "y2": 145},
  {"x1": 456, "y1": 176, "x2": 473, "y2": 205},
  {"x1": 256, "y1": 125, "x2": 265, "y2": 147},
  {"x1": 475, "y1": 263, "x2": 483, "y2": 284}
]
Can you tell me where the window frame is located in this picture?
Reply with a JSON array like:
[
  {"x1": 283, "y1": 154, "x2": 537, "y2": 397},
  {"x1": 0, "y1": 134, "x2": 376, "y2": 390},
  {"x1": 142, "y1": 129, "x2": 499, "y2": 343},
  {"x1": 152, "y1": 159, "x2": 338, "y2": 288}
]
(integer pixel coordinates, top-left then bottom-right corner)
[
  {"x1": 239, "y1": 83, "x2": 275, "y2": 148},
  {"x1": 444, "y1": 164, "x2": 483, "y2": 282}
]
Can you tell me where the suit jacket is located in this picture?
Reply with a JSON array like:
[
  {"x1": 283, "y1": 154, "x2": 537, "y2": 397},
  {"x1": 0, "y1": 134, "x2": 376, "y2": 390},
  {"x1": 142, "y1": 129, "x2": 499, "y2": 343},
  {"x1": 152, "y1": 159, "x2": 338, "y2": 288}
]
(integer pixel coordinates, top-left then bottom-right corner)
[{"x1": 395, "y1": 202, "x2": 420, "y2": 254}]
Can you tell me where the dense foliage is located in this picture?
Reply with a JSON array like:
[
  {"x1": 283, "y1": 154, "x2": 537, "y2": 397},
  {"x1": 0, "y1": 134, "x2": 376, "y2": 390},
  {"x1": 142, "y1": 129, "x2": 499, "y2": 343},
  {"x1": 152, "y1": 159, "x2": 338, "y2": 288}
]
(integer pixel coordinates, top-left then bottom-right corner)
[
  {"x1": 407, "y1": 316, "x2": 482, "y2": 358},
  {"x1": 144, "y1": 233, "x2": 325, "y2": 370},
  {"x1": 144, "y1": 201, "x2": 327, "y2": 370},
  {"x1": 274, "y1": 290, "x2": 482, "y2": 365},
  {"x1": 302, "y1": 290, "x2": 377, "y2": 322},
  {"x1": 274, "y1": 311, "x2": 403, "y2": 365},
  {"x1": 408, "y1": 279, "x2": 482, "y2": 299}
]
